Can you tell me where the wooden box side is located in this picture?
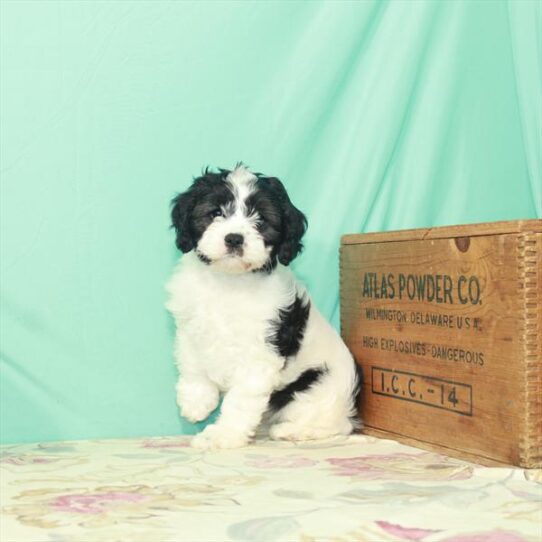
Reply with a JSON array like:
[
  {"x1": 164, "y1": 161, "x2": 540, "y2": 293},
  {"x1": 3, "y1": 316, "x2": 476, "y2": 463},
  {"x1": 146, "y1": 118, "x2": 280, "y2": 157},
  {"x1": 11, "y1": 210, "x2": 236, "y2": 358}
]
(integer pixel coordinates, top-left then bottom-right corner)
[{"x1": 340, "y1": 229, "x2": 542, "y2": 467}]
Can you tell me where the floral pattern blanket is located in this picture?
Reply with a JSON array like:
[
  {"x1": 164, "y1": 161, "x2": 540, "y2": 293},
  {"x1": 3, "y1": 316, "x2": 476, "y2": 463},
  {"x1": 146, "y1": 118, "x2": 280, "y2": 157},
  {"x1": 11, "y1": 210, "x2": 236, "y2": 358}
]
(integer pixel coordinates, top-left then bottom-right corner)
[{"x1": 1, "y1": 434, "x2": 541, "y2": 542}]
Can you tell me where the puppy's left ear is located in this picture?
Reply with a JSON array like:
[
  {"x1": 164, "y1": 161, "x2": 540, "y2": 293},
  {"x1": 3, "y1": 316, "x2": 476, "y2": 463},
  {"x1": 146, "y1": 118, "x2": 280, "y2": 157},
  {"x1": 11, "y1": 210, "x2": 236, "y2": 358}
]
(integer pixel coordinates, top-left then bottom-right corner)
[
  {"x1": 266, "y1": 177, "x2": 308, "y2": 266},
  {"x1": 170, "y1": 189, "x2": 196, "y2": 253}
]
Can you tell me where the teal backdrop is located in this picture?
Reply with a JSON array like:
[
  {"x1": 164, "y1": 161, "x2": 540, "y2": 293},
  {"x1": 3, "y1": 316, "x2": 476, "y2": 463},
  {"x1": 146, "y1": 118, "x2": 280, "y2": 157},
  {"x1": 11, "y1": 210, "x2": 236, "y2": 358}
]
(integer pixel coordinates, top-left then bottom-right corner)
[{"x1": 1, "y1": 0, "x2": 540, "y2": 444}]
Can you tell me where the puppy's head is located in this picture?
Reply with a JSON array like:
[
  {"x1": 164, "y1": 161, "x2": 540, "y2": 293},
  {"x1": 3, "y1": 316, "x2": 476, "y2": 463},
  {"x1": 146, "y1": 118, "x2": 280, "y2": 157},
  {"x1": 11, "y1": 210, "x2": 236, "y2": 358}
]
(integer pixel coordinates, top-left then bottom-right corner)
[{"x1": 171, "y1": 165, "x2": 307, "y2": 274}]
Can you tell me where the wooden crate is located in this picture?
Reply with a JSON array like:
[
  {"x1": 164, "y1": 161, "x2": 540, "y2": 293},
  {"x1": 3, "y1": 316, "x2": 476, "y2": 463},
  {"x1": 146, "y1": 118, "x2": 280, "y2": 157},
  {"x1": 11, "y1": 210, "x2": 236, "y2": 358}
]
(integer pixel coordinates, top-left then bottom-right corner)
[{"x1": 340, "y1": 220, "x2": 542, "y2": 467}]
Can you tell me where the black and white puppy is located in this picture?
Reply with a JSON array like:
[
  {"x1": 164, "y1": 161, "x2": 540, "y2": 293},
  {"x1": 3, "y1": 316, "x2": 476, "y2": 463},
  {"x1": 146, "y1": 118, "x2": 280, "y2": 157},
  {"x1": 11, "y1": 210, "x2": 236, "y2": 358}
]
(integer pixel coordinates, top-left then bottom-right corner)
[{"x1": 166, "y1": 165, "x2": 361, "y2": 449}]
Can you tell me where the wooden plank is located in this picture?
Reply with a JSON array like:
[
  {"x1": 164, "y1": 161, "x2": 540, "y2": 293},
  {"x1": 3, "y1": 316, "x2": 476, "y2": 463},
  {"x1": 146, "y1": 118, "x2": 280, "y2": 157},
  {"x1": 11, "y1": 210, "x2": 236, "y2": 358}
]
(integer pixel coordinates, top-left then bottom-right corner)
[{"x1": 342, "y1": 219, "x2": 542, "y2": 245}]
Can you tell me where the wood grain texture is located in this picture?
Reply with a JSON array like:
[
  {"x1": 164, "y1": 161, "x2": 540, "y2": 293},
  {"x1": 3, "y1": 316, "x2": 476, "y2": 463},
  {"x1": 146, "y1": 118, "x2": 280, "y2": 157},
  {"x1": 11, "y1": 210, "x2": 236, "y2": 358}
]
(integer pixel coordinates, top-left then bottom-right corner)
[
  {"x1": 342, "y1": 219, "x2": 542, "y2": 245},
  {"x1": 340, "y1": 220, "x2": 542, "y2": 468}
]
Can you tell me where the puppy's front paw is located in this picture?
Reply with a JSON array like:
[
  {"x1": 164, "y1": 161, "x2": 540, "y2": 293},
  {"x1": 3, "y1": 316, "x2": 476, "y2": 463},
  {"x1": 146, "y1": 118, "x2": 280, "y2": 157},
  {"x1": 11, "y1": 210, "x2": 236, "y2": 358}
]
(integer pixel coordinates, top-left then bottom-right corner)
[
  {"x1": 191, "y1": 424, "x2": 249, "y2": 450},
  {"x1": 181, "y1": 402, "x2": 216, "y2": 424},
  {"x1": 177, "y1": 381, "x2": 219, "y2": 423}
]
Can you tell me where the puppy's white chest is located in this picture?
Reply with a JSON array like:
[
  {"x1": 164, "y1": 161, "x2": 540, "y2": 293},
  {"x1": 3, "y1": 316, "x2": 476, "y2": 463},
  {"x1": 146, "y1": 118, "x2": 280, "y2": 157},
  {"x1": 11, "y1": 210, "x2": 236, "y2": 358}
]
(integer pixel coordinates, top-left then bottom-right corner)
[
  {"x1": 185, "y1": 284, "x2": 272, "y2": 347},
  {"x1": 167, "y1": 255, "x2": 295, "y2": 387}
]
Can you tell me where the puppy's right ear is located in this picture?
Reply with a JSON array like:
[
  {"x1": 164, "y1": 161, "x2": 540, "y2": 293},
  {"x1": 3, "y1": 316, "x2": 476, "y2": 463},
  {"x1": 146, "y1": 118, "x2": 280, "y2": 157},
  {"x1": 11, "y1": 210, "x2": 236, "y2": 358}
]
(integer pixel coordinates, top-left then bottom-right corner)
[{"x1": 170, "y1": 189, "x2": 195, "y2": 253}]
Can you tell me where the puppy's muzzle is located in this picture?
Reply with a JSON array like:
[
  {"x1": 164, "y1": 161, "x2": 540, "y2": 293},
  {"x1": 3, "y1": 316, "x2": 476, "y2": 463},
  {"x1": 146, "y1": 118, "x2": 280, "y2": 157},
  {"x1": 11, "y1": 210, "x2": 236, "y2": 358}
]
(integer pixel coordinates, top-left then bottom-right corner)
[{"x1": 224, "y1": 233, "x2": 244, "y2": 255}]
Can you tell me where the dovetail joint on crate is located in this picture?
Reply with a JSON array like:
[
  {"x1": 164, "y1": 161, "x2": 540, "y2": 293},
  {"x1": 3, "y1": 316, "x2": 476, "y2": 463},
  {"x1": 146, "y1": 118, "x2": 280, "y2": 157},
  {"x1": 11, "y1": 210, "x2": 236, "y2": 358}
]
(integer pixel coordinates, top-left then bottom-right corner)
[{"x1": 518, "y1": 233, "x2": 542, "y2": 467}]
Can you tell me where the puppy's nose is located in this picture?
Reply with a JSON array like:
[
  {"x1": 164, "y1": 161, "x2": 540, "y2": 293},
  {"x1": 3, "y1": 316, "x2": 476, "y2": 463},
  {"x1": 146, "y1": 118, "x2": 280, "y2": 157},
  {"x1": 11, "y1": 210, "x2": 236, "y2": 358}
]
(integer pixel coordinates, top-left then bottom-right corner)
[{"x1": 224, "y1": 233, "x2": 244, "y2": 248}]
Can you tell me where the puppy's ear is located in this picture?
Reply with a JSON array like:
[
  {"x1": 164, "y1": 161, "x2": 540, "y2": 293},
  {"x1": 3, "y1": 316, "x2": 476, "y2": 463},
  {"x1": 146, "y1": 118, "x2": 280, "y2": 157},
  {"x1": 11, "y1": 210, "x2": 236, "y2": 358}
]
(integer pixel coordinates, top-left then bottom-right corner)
[
  {"x1": 265, "y1": 177, "x2": 308, "y2": 266},
  {"x1": 170, "y1": 189, "x2": 196, "y2": 253}
]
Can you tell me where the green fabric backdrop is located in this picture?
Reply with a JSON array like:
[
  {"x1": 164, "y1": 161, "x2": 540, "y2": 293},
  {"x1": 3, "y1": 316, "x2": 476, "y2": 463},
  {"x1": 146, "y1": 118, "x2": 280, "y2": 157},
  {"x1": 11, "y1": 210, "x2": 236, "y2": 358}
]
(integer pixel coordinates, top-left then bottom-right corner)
[{"x1": 1, "y1": 0, "x2": 540, "y2": 444}]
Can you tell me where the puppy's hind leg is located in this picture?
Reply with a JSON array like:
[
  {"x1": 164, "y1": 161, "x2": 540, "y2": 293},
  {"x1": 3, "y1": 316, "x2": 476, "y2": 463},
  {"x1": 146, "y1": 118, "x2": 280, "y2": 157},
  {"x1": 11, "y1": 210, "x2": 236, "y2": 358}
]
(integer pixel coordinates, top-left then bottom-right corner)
[
  {"x1": 269, "y1": 367, "x2": 358, "y2": 441},
  {"x1": 269, "y1": 416, "x2": 354, "y2": 442}
]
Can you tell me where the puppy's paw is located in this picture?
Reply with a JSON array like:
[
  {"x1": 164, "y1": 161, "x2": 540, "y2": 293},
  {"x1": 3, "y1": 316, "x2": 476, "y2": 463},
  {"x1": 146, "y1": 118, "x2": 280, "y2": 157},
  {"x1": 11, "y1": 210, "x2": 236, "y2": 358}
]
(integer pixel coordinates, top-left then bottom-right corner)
[
  {"x1": 269, "y1": 422, "x2": 303, "y2": 441},
  {"x1": 191, "y1": 424, "x2": 249, "y2": 450},
  {"x1": 177, "y1": 381, "x2": 219, "y2": 423},
  {"x1": 269, "y1": 422, "x2": 339, "y2": 441},
  {"x1": 180, "y1": 397, "x2": 220, "y2": 423},
  {"x1": 181, "y1": 404, "x2": 214, "y2": 424}
]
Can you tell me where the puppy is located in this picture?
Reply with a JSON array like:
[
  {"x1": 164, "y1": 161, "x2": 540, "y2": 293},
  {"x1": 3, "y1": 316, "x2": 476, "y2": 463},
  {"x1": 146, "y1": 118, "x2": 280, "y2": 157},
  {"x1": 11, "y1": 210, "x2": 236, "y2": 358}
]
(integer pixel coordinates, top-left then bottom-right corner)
[{"x1": 166, "y1": 165, "x2": 361, "y2": 449}]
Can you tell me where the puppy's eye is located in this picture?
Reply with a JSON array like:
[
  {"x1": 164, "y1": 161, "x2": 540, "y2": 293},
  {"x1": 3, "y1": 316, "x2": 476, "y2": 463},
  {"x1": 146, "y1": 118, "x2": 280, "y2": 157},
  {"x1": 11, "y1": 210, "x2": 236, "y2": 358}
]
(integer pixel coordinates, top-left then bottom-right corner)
[{"x1": 210, "y1": 209, "x2": 223, "y2": 218}]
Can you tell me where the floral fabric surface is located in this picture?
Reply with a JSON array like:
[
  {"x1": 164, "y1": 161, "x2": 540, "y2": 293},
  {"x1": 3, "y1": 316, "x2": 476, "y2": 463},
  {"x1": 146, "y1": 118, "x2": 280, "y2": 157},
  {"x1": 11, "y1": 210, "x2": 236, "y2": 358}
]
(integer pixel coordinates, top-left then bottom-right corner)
[{"x1": 1, "y1": 434, "x2": 541, "y2": 542}]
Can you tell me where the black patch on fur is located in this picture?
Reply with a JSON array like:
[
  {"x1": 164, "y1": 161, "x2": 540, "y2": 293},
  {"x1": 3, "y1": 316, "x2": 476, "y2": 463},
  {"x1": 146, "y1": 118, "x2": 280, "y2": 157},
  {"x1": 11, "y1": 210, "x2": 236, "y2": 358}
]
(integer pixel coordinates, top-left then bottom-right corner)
[
  {"x1": 268, "y1": 368, "x2": 326, "y2": 411},
  {"x1": 195, "y1": 251, "x2": 211, "y2": 265},
  {"x1": 170, "y1": 169, "x2": 235, "y2": 253},
  {"x1": 351, "y1": 362, "x2": 364, "y2": 414},
  {"x1": 267, "y1": 295, "x2": 310, "y2": 358},
  {"x1": 245, "y1": 176, "x2": 307, "y2": 267},
  {"x1": 251, "y1": 258, "x2": 278, "y2": 274}
]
